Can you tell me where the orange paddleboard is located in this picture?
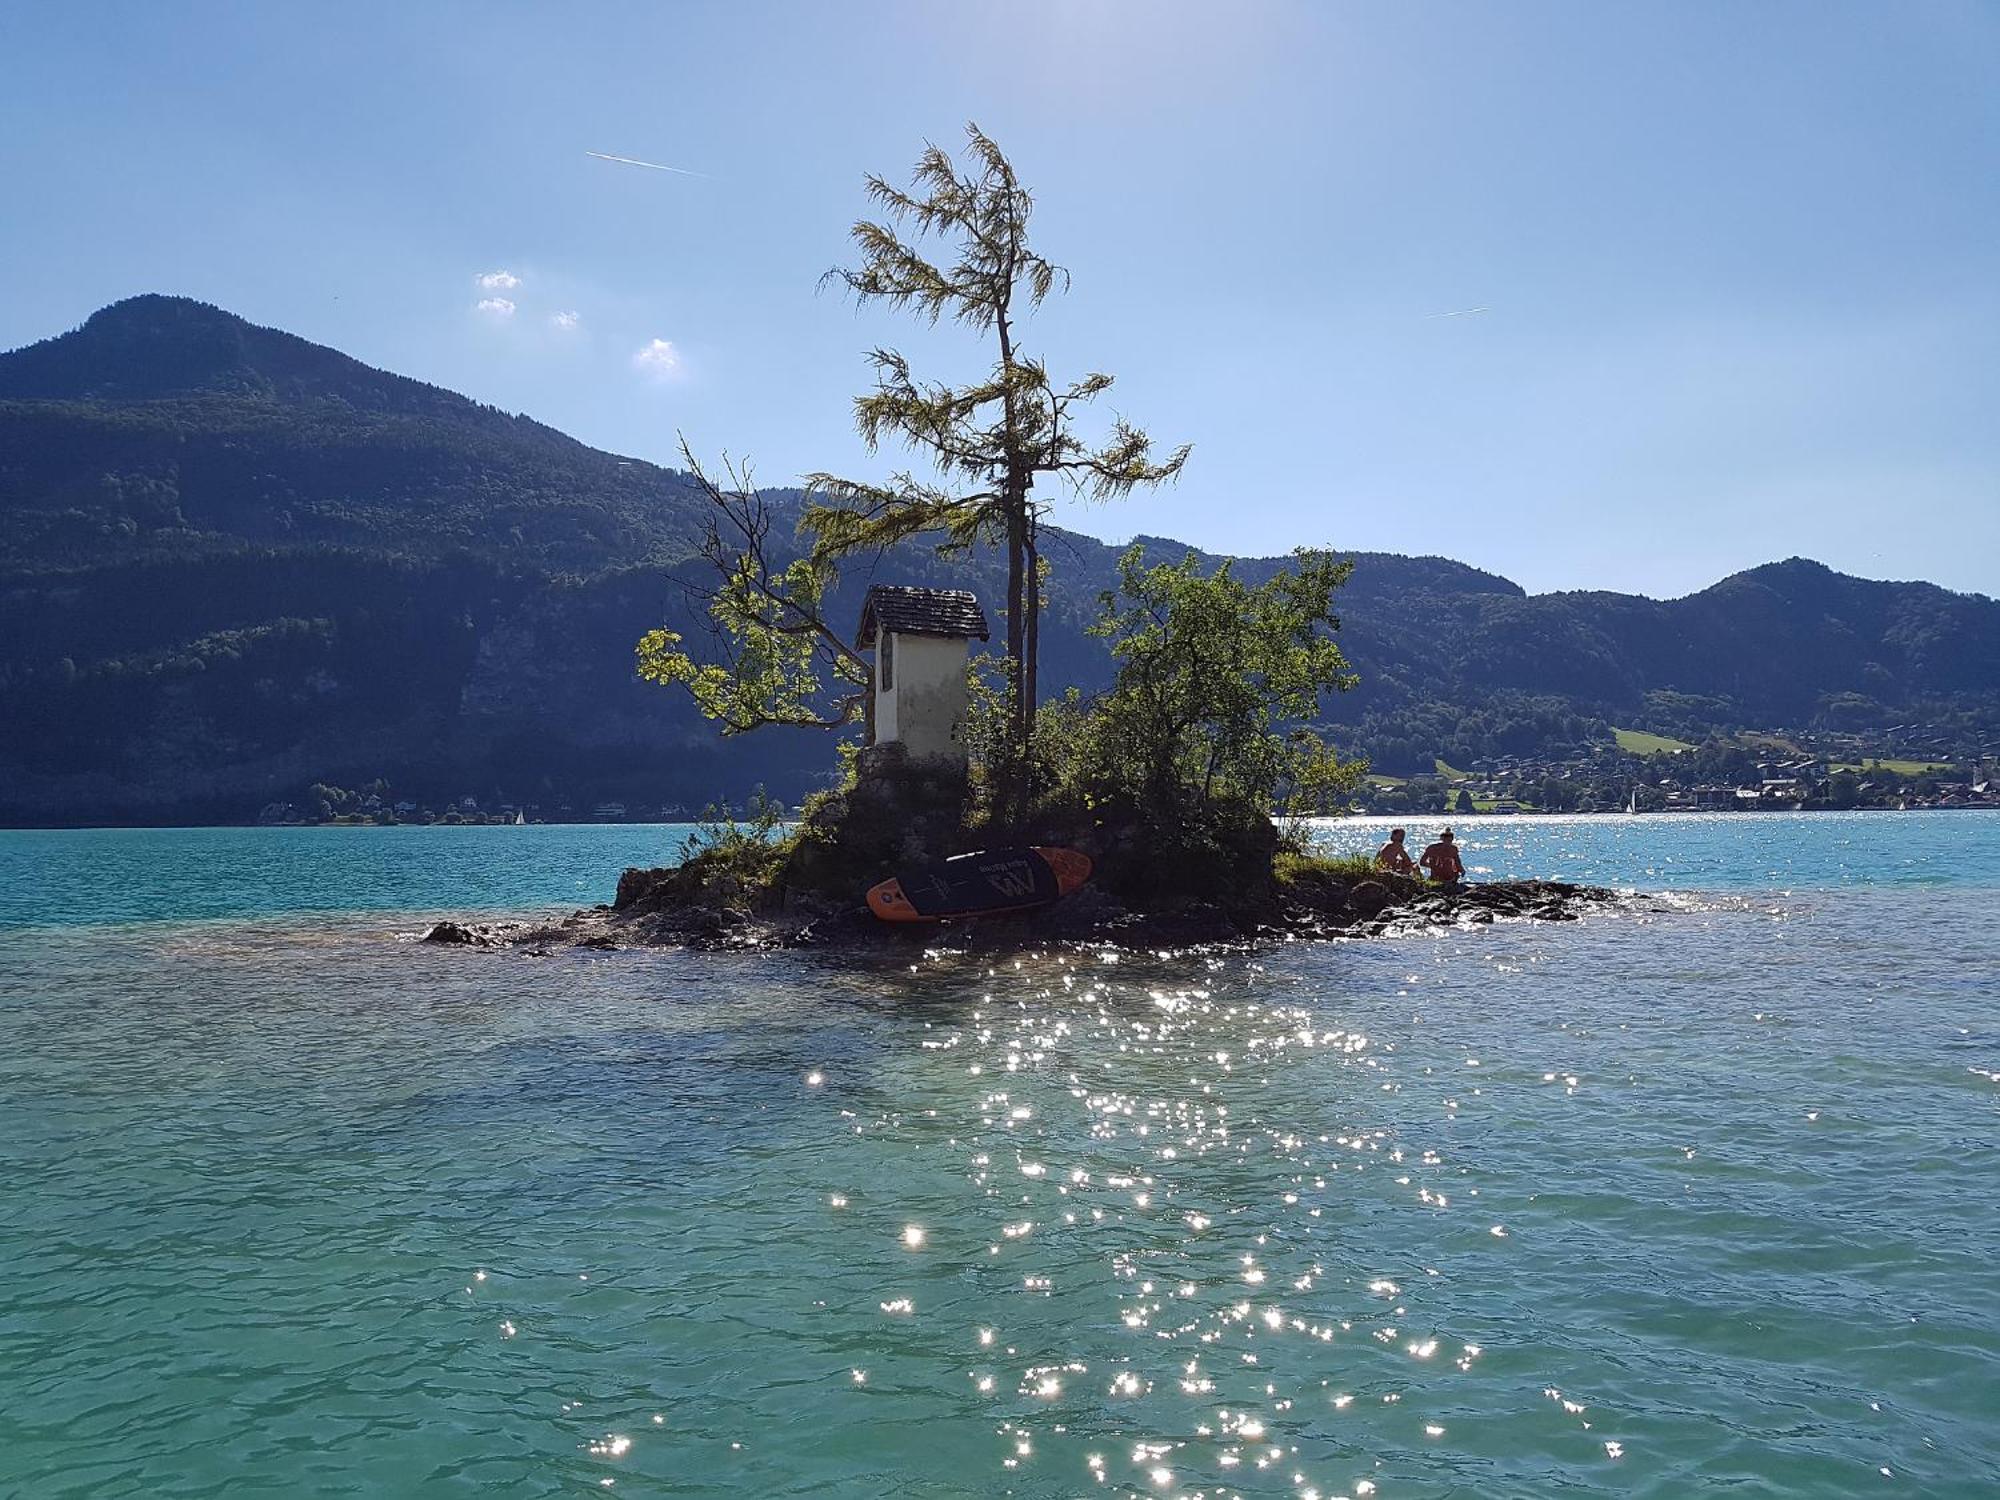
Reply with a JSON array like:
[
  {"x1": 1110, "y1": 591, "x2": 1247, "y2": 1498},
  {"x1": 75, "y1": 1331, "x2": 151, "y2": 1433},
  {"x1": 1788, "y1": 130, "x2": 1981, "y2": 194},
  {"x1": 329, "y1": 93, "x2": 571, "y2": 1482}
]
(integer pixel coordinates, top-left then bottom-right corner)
[{"x1": 867, "y1": 846, "x2": 1093, "y2": 923}]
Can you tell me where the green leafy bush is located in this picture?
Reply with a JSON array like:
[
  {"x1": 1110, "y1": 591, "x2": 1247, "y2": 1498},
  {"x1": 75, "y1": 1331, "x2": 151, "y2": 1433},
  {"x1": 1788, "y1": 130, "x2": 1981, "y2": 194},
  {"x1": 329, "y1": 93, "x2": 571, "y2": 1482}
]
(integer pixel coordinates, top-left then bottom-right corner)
[{"x1": 984, "y1": 545, "x2": 1367, "y2": 909}]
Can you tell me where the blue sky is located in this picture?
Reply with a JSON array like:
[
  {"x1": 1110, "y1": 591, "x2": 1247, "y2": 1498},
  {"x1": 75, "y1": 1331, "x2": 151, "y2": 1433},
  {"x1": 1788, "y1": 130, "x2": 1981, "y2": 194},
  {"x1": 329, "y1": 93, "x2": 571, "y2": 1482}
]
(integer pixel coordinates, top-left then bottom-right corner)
[{"x1": 2, "y1": 1, "x2": 1994, "y2": 598}]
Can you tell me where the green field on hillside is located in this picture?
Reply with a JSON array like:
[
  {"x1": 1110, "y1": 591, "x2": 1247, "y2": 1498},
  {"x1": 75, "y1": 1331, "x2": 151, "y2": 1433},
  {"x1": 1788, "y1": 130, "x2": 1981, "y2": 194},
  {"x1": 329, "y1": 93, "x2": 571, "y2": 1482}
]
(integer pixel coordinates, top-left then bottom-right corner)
[
  {"x1": 1831, "y1": 757, "x2": 1957, "y2": 776},
  {"x1": 1614, "y1": 727, "x2": 1696, "y2": 754},
  {"x1": 1434, "y1": 758, "x2": 1470, "y2": 780}
]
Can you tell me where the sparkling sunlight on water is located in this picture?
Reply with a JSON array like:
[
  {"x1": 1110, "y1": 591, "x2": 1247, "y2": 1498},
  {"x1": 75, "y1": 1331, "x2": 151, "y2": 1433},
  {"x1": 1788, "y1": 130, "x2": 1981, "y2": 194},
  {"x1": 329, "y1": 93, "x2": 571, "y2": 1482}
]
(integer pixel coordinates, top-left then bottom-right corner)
[{"x1": 1, "y1": 814, "x2": 1996, "y2": 1496}]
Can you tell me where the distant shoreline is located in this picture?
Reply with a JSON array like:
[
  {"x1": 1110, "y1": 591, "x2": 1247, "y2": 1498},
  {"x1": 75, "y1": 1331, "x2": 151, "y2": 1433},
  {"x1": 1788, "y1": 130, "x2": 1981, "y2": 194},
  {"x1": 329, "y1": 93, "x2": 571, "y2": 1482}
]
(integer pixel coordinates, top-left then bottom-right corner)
[{"x1": 3, "y1": 804, "x2": 1997, "y2": 834}]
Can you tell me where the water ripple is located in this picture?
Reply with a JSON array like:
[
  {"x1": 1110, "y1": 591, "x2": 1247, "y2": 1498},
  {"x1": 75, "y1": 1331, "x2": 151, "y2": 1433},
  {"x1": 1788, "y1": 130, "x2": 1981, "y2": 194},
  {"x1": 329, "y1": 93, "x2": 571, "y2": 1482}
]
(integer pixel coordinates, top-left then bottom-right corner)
[{"x1": 3, "y1": 847, "x2": 1999, "y2": 1495}]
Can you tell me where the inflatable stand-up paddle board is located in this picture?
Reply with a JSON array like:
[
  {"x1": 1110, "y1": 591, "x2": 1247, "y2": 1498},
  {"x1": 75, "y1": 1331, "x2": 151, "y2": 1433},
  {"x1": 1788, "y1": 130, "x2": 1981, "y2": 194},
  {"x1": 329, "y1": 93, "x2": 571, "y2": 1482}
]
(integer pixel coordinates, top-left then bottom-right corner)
[{"x1": 867, "y1": 846, "x2": 1093, "y2": 923}]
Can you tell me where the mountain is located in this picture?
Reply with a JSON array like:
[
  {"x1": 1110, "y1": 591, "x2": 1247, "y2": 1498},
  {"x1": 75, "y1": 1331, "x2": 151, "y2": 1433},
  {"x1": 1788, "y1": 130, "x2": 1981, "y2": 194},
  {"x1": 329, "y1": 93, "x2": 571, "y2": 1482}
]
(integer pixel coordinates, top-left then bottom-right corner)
[{"x1": 2, "y1": 296, "x2": 1996, "y2": 824}]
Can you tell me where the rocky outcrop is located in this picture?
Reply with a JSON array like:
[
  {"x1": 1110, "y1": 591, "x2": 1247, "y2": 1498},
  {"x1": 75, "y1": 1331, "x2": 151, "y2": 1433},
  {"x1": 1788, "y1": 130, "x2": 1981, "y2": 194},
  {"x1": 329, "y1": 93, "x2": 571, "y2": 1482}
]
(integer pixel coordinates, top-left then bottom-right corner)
[
  {"x1": 419, "y1": 870, "x2": 1620, "y2": 958},
  {"x1": 1273, "y1": 875, "x2": 1607, "y2": 942}
]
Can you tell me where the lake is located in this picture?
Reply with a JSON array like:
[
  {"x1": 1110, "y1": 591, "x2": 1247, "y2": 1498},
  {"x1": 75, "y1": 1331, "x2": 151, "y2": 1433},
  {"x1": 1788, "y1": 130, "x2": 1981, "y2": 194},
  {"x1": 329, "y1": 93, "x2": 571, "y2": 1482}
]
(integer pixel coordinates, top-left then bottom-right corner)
[{"x1": 2, "y1": 812, "x2": 1996, "y2": 1496}]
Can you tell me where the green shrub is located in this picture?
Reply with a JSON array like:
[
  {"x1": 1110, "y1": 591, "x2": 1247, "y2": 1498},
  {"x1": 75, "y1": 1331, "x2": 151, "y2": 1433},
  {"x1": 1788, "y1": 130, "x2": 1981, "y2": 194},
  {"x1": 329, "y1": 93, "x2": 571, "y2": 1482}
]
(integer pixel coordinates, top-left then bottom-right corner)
[{"x1": 980, "y1": 545, "x2": 1367, "y2": 910}]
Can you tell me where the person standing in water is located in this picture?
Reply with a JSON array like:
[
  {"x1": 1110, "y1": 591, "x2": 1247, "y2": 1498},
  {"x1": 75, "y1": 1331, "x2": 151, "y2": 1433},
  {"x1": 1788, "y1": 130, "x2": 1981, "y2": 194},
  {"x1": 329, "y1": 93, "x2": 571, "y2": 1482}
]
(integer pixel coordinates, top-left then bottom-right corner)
[
  {"x1": 1375, "y1": 828, "x2": 1418, "y2": 876},
  {"x1": 1420, "y1": 828, "x2": 1465, "y2": 889}
]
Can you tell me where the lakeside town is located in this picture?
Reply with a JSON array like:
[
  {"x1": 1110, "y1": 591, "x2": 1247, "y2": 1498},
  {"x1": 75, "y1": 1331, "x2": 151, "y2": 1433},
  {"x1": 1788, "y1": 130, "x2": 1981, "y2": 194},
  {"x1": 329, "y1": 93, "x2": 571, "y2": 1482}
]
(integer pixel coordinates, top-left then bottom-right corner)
[
  {"x1": 261, "y1": 725, "x2": 1999, "y2": 826},
  {"x1": 1356, "y1": 728, "x2": 2000, "y2": 816}
]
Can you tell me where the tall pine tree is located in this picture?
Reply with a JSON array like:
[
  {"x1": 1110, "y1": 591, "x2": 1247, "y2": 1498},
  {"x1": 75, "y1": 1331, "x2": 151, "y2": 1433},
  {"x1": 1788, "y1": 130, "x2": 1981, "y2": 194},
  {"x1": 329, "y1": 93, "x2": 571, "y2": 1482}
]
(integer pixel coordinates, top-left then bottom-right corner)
[{"x1": 809, "y1": 125, "x2": 1187, "y2": 816}]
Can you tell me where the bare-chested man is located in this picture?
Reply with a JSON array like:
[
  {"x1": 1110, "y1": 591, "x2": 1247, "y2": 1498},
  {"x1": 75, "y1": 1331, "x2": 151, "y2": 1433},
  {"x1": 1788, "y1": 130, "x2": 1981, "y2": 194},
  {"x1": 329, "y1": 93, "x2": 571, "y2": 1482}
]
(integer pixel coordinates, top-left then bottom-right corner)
[
  {"x1": 1375, "y1": 828, "x2": 1418, "y2": 876},
  {"x1": 1419, "y1": 828, "x2": 1465, "y2": 887}
]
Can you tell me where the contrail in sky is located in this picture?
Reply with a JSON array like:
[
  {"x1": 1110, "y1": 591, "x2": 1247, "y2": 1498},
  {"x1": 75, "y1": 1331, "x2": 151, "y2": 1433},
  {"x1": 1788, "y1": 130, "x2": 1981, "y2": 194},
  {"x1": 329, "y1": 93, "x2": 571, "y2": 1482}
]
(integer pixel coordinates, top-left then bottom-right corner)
[
  {"x1": 586, "y1": 150, "x2": 708, "y2": 179},
  {"x1": 1425, "y1": 306, "x2": 1490, "y2": 318}
]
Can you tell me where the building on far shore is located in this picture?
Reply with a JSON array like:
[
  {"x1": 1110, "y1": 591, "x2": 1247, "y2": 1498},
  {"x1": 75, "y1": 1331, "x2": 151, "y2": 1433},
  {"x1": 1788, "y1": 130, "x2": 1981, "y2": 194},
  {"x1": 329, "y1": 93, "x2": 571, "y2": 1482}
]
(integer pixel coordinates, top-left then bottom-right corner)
[{"x1": 858, "y1": 585, "x2": 990, "y2": 768}]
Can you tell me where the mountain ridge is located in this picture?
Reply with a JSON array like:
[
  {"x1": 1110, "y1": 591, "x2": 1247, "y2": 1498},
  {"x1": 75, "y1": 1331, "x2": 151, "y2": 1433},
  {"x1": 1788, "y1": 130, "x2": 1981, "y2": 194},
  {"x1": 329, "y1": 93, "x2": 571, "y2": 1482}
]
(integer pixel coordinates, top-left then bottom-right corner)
[
  {"x1": 0, "y1": 294, "x2": 569, "y2": 436},
  {"x1": 2, "y1": 296, "x2": 1995, "y2": 823},
  {"x1": 11, "y1": 296, "x2": 1989, "y2": 604}
]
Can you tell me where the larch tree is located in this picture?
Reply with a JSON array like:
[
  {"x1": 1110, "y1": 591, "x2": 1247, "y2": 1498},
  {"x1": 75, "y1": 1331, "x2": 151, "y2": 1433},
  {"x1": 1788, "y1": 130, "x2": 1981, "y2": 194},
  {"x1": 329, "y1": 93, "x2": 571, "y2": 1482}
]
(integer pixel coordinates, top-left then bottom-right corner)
[{"x1": 808, "y1": 124, "x2": 1188, "y2": 816}]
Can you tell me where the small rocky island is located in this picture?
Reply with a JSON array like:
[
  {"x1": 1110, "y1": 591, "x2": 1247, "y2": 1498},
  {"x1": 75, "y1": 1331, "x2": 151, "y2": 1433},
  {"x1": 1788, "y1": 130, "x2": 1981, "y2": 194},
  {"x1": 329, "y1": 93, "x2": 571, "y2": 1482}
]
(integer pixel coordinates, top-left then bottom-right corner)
[
  {"x1": 423, "y1": 588, "x2": 1617, "y2": 957},
  {"x1": 401, "y1": 134, "x2": 1627, "y2": 961},
  {"x1": 423, "y1": 865, "x2": 1614, "y2": 955}
]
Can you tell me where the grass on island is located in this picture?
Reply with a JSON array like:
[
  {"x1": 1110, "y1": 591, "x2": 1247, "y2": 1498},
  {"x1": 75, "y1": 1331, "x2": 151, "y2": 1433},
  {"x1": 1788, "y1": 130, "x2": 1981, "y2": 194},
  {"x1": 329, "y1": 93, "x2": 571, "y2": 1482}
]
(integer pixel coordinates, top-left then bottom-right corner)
[
  {"x1": 1831, "y1": 757, "x2": 1958, "y2": 776},
  {"x1": 1275, "y1": 849, "x2": 1383, "y2": 883},
  {"x1": 1613, "y1": 727, "x2": 1695, "y2": 755}
]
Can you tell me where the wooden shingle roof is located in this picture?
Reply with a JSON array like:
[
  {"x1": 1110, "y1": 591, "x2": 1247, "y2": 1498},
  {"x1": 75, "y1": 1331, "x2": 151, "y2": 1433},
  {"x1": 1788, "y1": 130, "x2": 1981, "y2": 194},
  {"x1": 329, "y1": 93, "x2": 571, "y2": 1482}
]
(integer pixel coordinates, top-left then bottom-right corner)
[{"x1": 857, "y1": 585, "x2": 990, "y2": 647}]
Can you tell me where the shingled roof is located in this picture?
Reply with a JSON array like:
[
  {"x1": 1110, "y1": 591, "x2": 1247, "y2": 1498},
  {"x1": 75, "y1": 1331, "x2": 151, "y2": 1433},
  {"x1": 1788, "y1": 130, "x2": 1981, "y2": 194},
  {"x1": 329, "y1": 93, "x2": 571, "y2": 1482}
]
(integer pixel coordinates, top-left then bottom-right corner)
[{"x1": 856, "y1": 585, "x2": 990, "y2": 647}]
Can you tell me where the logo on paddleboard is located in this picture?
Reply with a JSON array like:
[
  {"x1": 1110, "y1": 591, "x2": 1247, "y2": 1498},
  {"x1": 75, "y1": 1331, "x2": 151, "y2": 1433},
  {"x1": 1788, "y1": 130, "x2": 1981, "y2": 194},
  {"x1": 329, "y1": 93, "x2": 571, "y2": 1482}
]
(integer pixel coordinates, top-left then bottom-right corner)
[{"x1": 983, "y1": 859, "x2": 1039, "y2": 899}]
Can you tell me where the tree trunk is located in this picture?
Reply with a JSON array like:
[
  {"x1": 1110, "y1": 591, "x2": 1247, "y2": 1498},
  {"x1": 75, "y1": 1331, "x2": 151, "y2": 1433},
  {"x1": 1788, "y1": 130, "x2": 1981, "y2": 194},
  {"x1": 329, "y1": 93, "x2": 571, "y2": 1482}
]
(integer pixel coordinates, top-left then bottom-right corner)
[
  {"x1": 1004, "y1": 502, "x2": 1027, "y2": 823},
  {"x1": 1023, "y1": 519, "x2": 1040, "y2": 810},
  {"x1": 994, "y1": 267, "x2": 1034, "y2": 826}
]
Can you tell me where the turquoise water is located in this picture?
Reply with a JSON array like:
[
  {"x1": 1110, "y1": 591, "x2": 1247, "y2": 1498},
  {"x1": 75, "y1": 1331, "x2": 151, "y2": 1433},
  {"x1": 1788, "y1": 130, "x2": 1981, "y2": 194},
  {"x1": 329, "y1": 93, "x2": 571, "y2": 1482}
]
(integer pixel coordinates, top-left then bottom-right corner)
[{"x1": 2, "y1": 813, "x2": 1996, "y2": 1496}]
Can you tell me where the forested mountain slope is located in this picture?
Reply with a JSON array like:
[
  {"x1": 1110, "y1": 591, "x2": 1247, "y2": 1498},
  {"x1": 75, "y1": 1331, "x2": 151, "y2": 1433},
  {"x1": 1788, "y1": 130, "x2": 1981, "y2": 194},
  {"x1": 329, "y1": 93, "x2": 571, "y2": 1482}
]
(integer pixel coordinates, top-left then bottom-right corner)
[{"x1": 3, "y1": 297, "x2": 1994, "y2": 823}]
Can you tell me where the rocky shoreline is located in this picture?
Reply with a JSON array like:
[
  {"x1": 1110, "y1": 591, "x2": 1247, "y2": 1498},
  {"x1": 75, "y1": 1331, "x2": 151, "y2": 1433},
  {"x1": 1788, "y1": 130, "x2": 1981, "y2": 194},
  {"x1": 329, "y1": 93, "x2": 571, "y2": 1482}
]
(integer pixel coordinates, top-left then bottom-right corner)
[{"x1": 421, "y1": 866, "x2": 1622, "y2": 956}]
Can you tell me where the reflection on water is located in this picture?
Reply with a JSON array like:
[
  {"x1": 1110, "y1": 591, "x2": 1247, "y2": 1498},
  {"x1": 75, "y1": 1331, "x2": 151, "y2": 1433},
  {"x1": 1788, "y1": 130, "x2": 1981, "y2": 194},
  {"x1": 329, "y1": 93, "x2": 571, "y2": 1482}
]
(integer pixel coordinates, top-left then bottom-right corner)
[{"x1": 2, "y1": 819, "x2": 1999, "y2": 1496}]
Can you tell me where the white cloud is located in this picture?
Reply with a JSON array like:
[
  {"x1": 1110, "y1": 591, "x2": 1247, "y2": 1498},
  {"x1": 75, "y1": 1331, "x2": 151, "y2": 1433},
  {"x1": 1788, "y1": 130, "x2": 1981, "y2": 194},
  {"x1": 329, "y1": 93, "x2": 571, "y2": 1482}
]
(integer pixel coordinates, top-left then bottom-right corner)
[
  {"x1": 475, "y1": 297, "x2": 516, "y2": 317},
  {"x1": 551, "y1": 310, "x2": 581, "y2": 331},
  {"x1": 475, "y1": 270, "x2": 521, "y2": 291},
  {"x1": 632, "y1": 337, "x2": 681, "y2": 378}
]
